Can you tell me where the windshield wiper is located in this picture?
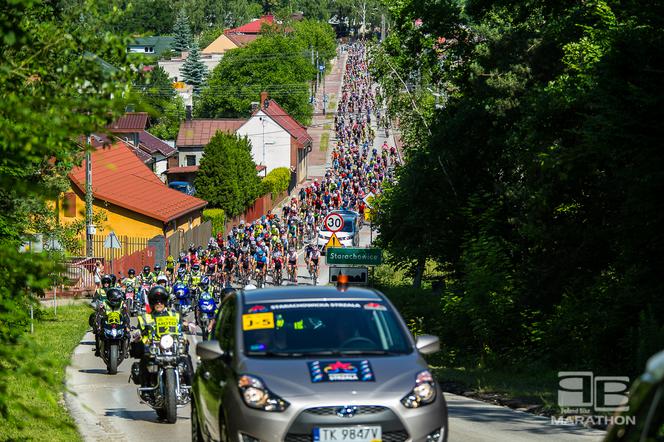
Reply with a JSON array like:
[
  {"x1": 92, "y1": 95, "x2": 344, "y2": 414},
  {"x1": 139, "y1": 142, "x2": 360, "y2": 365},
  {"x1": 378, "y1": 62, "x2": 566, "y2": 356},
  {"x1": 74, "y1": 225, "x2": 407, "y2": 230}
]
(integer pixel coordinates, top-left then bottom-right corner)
[
  {"x1": 337, "y1": 350, "x2": 404, "y2": 355},
  {"x1": 247, "y1": 351, "x2": 304, "y2": 357}
]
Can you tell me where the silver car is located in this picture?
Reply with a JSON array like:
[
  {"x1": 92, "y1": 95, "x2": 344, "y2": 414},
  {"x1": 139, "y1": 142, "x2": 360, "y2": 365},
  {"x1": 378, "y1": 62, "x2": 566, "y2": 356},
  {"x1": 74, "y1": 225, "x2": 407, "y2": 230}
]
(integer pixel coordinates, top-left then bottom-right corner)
[{"x1": 192, "y1": 286, "x2": 448, "y2": 442}]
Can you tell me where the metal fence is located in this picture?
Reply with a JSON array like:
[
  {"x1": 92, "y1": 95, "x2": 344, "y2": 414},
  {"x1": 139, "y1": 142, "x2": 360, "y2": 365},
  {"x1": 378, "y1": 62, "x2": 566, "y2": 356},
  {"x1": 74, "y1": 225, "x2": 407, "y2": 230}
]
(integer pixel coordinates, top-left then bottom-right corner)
[
  {"x1": 58, "y1": 256, "x2": 104, "y2": 295},
  {"x1": 167, "y1": 221, "x2": 212, "y2": 256}
]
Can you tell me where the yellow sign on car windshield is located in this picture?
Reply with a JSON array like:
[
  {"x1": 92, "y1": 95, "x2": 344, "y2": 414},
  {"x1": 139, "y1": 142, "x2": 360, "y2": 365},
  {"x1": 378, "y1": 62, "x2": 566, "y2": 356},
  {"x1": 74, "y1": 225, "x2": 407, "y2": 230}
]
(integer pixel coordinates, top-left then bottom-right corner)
[{"x1": 242, "y1": 312, "x2": 275, "y2": 330}]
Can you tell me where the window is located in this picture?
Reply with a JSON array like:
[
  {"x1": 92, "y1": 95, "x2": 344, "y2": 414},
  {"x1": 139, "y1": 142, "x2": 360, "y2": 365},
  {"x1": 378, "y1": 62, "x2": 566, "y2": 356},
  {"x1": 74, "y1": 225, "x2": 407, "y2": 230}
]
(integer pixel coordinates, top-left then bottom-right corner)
[
  {"x1": 217, "y1": 297, "x2": 236, "y2": 357},
  {"x1": 186, "y1": 155, "x2": 196, "y2": 166},
  {"x1": 63, "y1": 192, "x2": 76, "y2": 217}
]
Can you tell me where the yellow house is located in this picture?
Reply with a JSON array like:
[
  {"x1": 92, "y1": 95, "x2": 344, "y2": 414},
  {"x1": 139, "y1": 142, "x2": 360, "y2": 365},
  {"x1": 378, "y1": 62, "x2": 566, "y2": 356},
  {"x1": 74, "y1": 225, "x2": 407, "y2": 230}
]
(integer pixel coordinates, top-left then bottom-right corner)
[
  {"x1": 60, "y1": 141, "x2": 207, "y2": 239},
  {"x1": 202, "y1": 33, "x2": 238, "y2": 55}
]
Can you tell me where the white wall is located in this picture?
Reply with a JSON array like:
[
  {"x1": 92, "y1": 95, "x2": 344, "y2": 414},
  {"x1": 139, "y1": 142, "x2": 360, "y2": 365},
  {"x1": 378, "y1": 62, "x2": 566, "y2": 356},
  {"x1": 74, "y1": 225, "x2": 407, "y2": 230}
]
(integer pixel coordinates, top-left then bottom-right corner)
[
  {"x1": 236, "y1": 111, "x2": 292, "y2": 175},
  {"x1": 178, "y1": 149, "x2": 204, "y2": 167},
  {"x1": 158, "y1": 54, "x2": 223, "y2": 82},
  {"x1": 154, "y1": 156, "x2": 168, "y2": 176}
]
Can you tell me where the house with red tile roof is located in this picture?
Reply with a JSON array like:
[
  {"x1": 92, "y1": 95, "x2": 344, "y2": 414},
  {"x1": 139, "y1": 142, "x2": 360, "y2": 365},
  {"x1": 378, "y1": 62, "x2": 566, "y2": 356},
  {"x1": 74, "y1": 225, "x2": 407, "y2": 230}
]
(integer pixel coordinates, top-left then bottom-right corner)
[
  {"x1": 236, "y1": 92, "x2": 312, "y2": 184},
  {"x1": 60, "y1": 141, "x2": 207, "y2": 239},
  {"x1": 106, "y1": 112, "x2": 176, "y2": 178}
]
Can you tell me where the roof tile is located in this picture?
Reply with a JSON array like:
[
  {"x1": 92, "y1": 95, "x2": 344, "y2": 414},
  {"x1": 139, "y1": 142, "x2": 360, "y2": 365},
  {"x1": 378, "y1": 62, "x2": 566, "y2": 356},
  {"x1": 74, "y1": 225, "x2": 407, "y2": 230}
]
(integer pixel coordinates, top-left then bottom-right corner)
[
  {"x1": 69, "y1": 142, "x2": 206, "y2": 223},
  {"x1": 176, "y1": 119, "x2": 247, "y2": 147}
]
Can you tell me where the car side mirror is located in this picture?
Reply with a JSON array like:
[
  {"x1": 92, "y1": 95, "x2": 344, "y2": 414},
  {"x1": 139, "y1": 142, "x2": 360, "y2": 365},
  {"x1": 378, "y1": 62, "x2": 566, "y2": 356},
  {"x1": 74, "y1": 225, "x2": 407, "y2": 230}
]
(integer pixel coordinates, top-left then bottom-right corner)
[
  {"x1": 415, "y1": 335, "x2": 440, "y2": 355},
  {"x1": 196, "y1": 340, "x2": 225, "y2": 360}
]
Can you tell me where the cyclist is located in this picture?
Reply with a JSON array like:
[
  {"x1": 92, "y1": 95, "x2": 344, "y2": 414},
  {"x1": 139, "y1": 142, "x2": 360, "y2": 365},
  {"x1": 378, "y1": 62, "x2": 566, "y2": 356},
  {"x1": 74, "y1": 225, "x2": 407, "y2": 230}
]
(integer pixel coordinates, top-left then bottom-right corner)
[
  {"x1": 165, "y1": 255, "x2": 175, "y2": 282},
  {"x1": 309, "y1": 245, "x2": 321, "y2": 283},
  {"x1": 253, "y1": 248, "x2": 268, "y2": 286},
  {"x1": 122, "y1": 268, "x2": 138, "y2": 289},
  {"x1": 272, "y1": 246, "x2": 284, "y2": 286},
  {"x1": 138, "y1": 266, "x2": 155, "y2": 285},
  {"x1": 287, "y1": 247, "x2": 298, "y2": 282}
]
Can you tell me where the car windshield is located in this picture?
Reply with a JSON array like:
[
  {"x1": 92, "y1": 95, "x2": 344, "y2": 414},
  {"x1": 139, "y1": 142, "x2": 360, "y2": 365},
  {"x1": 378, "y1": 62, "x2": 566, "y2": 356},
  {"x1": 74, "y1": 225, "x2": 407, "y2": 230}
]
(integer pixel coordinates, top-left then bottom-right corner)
[
  {"x1": 242, "y1": 300, "x2": 411, "y2": 356},
  {"x1": 321, "y1": 220, "x2": 355, "y2": 233}
]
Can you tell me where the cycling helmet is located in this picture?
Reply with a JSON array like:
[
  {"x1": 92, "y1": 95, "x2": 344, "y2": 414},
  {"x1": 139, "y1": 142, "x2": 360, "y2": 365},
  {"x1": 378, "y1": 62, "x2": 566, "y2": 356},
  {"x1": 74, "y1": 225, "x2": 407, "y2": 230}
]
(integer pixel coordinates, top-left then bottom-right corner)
[
  {"x1": 177, "y1": 267, "x2": 186, "y2": 278},
  {"x1": 109, "y1": 273, "x2": 117, "y2": 286},
  {"x1": 101, "y1": 275, "x2": 112, "y2": 287},
  {"x1": 128, "y1": 268, "x2": 135, "y2": 276},
  {"x1": 125, "y1": 285, "x2": 135, "y2": 294},
  {"x1": 153, "y1": 264, "x2": 161, "y2": 273},
  {"x1": 106, "y1": 288, "x2": 124, "y2": 309},
  {"x1": 257, "y1": 249, "x2": 265, "y2": 256},
  {"x1": 148, "y1": 286, "x2": 169, "y2": 307},
  {"x1": 156, "y1": 274, "x2": 168, "y2": 285},
  {"x1": 142, "y1": 266, "x2": 150, "y2": 274},
  {"x1": 200, "y1": 276, "x2": 209, "y2": 290},
  {"x1": 192, "y1": 264, "x2": 200, "y2": 272}
]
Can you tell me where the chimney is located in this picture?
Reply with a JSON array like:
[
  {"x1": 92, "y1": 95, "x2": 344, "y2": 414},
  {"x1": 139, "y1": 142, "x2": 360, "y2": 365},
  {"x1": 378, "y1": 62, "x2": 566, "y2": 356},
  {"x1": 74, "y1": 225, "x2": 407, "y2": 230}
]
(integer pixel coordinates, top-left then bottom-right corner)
[
  {"x1": 260, "y1": 91, "x2": 269, "y2": 109},
  {"x1": 185, "y1": 105, "x2": 192, "y2": 121}
]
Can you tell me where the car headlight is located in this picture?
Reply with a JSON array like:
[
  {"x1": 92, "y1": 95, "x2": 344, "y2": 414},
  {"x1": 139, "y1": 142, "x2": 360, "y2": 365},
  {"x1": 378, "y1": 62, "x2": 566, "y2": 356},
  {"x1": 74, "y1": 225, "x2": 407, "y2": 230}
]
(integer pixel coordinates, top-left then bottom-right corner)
[
  {"x1": 160, "y1": 334, "x2": 174, "y2": 350},
  {"x1": 401, "y1": 370, "x2": 437, "y2": 408},
  {"x1": 237, "y1": 374, "x2": 289, "y2": 412}
]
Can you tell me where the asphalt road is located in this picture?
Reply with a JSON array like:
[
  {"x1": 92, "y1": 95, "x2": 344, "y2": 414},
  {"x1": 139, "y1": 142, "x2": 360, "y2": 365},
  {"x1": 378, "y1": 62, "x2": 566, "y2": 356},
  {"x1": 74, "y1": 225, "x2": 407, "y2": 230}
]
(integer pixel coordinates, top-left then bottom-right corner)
[{"x1": 64, "y1": 225, "x2": 604, "y2": 442}]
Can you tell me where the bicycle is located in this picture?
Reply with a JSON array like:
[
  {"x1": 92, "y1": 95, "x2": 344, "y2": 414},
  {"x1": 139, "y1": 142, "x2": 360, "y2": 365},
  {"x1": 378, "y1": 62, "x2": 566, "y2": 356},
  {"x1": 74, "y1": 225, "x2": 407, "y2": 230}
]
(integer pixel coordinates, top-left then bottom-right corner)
[
  {"x1": 311, "y1": 263, "x2": 319, "y2": 286},
  {"x1": 273, "y1": 266, "x2": 283, "y2": 286}
]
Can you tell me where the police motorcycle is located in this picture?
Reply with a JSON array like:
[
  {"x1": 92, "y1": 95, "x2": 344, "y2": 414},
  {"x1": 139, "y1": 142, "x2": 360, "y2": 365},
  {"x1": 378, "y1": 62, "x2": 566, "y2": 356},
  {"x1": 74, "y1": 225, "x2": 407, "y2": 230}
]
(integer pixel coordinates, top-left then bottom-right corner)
[
  {"x1": 131, "y1": 286, "x2": 192, "y2": 424},
  {"x1": 96, "y1": 288, "x2": 130, "y2": 374},
  {"x1": 195, "y1": 279, "x2": 217, "y2": 341},
  {"x1": 172, "y1": 282, "x2": 192, "y2": 316}
]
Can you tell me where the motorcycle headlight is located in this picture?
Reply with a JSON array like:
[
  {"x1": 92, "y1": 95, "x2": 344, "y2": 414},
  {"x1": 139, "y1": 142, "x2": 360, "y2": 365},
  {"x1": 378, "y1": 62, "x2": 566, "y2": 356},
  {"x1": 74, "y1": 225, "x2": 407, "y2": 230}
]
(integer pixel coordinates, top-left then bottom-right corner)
[
  {"x1": 401, "y1": 370, "x2": 437, "y2": 408},
  {"x1": 160, "y1": 334, "x2": 174, "y2": 350},
  {"x1": 237, "y1": 374, "x2": 289, "y2": 412}
]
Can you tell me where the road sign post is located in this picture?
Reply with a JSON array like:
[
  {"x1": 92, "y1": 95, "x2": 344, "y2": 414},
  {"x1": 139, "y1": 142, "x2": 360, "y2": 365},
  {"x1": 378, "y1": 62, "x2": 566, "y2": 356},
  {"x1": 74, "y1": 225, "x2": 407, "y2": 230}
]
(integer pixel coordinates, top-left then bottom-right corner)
[
  {"x1": 103, "y1": 231, "x2": 122, "y2": 275},
  {"x1": 326, "y1": 248, "x2": 382, "y2": 266}
]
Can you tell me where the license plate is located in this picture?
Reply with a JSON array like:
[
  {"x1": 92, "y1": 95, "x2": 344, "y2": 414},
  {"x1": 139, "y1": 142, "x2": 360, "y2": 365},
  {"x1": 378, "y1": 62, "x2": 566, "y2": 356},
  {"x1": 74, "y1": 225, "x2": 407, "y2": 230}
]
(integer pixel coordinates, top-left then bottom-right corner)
[{"x1": 313, "y1": 426, "x2": 381, "y2": 442}]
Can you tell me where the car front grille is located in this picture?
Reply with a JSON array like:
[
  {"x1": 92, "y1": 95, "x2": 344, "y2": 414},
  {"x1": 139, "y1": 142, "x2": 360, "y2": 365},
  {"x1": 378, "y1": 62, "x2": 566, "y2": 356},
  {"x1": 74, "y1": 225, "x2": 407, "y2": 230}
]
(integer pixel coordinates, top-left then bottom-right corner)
[
  {"x1": 284, "y1": 430, "x2": 408, "y2": 442},
  {"x1": 303, "y1": 405, "x2": 387, "y2": 416}
]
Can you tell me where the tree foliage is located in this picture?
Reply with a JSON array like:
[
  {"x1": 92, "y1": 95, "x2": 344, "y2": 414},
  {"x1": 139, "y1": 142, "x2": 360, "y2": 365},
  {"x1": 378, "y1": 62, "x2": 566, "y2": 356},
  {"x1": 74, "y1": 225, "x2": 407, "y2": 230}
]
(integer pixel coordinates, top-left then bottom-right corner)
[
  {"x1": 180, "y1": 39, "x2": 208, "y2": 92},
  {"x1": 0, "y1": 0, "x2": 133, "y2": 415},
  {"x1": 195, "y1": 31, "x2": 317, "y2": 124},
  {"x1": 373, "y1": 0, "x2": 664, "y2": 374},
  {"x1": 172, "y1": 7, "x2": 193, "y2": 53},
  {"x1": 194, "y1": 132, "x2": 263, "y2": 217}
]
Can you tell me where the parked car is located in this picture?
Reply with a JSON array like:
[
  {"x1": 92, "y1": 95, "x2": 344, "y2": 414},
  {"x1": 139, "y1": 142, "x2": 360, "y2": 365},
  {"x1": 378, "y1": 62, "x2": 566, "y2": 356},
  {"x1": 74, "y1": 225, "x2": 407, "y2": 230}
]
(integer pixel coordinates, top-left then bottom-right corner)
[
  {"x1": 192, "y1": 286, "x2": 448, "y2": 442},
  {"x1": 603, "y1": 349, "x2": 664, "y2": 442},
  {"x1": 316, "y1": 210, "x2": 360, "y2": 252},
  {"x1": 168, "y1": 181, "x2": 195, "y2": 196}
]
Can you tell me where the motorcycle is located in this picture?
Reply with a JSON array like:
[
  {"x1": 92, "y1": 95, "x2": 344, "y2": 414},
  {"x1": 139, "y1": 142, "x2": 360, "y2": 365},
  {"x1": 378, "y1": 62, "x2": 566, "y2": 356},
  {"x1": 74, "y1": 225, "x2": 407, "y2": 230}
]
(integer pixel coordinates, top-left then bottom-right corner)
[
  {"x1": 98, "y1": 309, "x2": 130, "y2": 374},
  {"x1": 135, "y1": 328, "x2": 192, "y2": 423},
  {"x1": 173, "y1": 283, "x2": 192, "y2": 316},
  {"x1": 125, "y1": 286, "x2": 140, "y2": 317},
  {"x1": 195, "y1": 292, "x2": 217, "y2": 341}
]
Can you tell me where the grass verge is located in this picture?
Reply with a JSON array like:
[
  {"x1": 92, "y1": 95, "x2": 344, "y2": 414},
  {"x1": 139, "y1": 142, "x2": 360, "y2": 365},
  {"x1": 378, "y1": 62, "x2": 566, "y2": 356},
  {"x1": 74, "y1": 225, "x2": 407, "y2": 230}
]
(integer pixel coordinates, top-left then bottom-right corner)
[
  {"x1": 320, "y1": 132, "x2": 330, "y2": 151},
  {"x1": 0, "y1": 304, "x2": 89, "y2": 441},
  {"x1": 432, "y1": 366, "x2": 559, "y2": 412}
]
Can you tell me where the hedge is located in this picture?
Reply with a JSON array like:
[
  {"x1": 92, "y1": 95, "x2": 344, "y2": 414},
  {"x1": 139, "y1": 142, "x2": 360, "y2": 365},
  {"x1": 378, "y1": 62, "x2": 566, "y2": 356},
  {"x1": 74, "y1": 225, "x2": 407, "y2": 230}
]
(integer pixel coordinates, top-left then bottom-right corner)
[
  {"x1": 261, "y1": 167, "x2": 291, "y2": 197},
  {"x1": 202, "y1": 208, "x2": 225, "y2": 235}
]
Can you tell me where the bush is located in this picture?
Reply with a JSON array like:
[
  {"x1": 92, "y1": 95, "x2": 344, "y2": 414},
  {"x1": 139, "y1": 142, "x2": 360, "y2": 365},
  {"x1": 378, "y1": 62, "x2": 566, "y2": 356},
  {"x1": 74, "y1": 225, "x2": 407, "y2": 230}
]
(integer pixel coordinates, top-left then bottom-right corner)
[
  {"x1": 261, "y1": 167, "x2": 291, "y2": 197},
  {"x1": 203, "y1": 208, "x2": 225, "y2": 235}
]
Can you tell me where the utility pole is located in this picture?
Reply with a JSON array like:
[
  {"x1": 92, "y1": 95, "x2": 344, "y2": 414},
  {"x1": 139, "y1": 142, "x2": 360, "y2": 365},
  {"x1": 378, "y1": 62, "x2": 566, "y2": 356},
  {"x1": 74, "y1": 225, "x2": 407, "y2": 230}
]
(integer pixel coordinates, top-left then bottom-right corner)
[
  {"x1": 315, "y1": 50, "x2": 320, "y2": 95},
  {"x1": 322, "y1": 63, "x2": 326, "y2": 116},
  {"x1": 310, "y1": 46, "x2": 315, "y2": 104},
  {"x1": 381, "y1": 13, "x2": 386, "y2": 42},
  {"x1": 85, "y1": 135, "x2": 94, "y2": 257}
]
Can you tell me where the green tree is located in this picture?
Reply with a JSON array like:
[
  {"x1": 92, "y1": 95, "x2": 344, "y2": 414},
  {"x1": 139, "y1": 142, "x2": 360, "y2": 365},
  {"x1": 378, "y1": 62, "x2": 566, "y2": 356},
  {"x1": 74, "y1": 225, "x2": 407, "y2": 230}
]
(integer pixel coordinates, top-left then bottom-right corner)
[
  {"x1": 135, "y1": 65, "x2": 176, "y2": 115},
  {"x1": 0, "y1": 0, "x2": 133, "y2": 415},
  {"x1": 149, "y1": 95, "x2": 186, "y2": 140},
  {"x1": 195, "y1": 32, "x2": 315, "y2": 124},
  {"x1": 194, "y1": 132, "x2": 263, "y2": 217},
  {"x1": 373, "y1": 0, "x2": 664, "y2": 373},
  {"x1": 172, "y1": 7, "x2": 193, "y2": 53},
  {"x1": 180, "y1": 40, "x2": 208, "y2": 92},
  {"x1": 291, "y1": 19, "x2": 337, "y2": 67}
]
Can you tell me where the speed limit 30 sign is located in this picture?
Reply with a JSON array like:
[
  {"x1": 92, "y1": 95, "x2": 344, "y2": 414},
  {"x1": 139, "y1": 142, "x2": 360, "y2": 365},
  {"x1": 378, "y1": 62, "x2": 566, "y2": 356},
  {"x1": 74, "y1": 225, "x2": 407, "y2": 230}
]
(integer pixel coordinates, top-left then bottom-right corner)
[{"x1": 324, "y1": 213, "x2": 345, "y2": 233}]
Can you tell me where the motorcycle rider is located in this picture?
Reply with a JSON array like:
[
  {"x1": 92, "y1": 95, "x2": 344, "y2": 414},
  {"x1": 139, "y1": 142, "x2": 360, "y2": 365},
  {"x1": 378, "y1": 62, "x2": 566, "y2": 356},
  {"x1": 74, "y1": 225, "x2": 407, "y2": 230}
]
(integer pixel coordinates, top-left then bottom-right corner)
[
  {"x1": 138, "y1": 265, "x2": 155, "y2": 285},
  {"x1": 94, "y1": 287, "x2": 129, "y2": 357},
  {"x1": 122, "y1": 268, "x2": 137, "y2": 289},
  {"x1": 189, "y1": 263, "x2": 203, "y2": 294},
  {"x1": 132, "y1": 286, "x2": 193, "y2": 390}
]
